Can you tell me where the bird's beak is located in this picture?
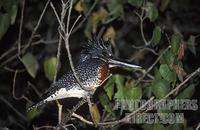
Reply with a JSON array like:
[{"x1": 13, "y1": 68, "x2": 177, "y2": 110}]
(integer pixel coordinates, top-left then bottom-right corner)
[{"x1": 108, "y1": 58, "x2": 142, "y2": 69}]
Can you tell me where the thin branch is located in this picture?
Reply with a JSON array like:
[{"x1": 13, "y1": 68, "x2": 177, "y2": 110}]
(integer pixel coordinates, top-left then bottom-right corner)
[
  {"x1": 53, "y1": 1, "x2": 67, "y2": 83},
  {"x1": 72, "y1": 0, "x2": 98, "y2": 34},
  {"x1": 134, "y1": 11, "x2": 151, "y2": 45},
  {"x1": 0, "y1": 39, "x2": 57, "y2": 64},
  {"x1": 60, "y1": 98, "x2": 87, "y2": 126},
  {"x1": 50, "y1": 2, "x2": 69, "y2": 126},
  {"x1": 69, "y1": 14, "x2": 82, "y2": 35},
  {"x1": 27, "y1": 81, "x2": 41, "y2": 97},
  {"x1": 17, "y1": 0, "x2": 25, "y2": 54},
  {"x1": 4, "y1": 66, "x2": 25, "y2": 73},
  {"x1": 0, "y1": 0, "x2": 50, "y2": 68},
  {"x1": 0, "y1": 96, "x2": 27, "y2": 121},
  {"x1": 73, "y1": 66, "x2": 200, "y2": 126},
  {"x1": 196, "y1": 122, "x2": 200, "y2": 130},
  {"x1": 61, "y1": 0, "x2": 93, "y2": 91},
  {"x1": 139, "y1": 67, "x2": 200, "y2": 115},
  {"x1": 12, "y1": 70, "x2": 32, "y2": 103},
  {"x1": 50, "y1": 2, "x2": 65, "y2": 32},
  {"x1": 56, "y1": 100, "x2": 63, "y2": 124},
  {"x1": 72, "y1": 113, "x2": 94, "y2": 125},
  {"x1": 23, "y1": 0, "x2": 50, "y2": 52},
  {"x1": 137, "y1": 46, "x2": 171, "y2": 83}
]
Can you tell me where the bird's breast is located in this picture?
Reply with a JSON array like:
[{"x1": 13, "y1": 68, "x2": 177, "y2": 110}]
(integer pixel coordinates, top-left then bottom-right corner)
[{"x1": 98, "y1": 63, "x2": 110, "y2": 85}]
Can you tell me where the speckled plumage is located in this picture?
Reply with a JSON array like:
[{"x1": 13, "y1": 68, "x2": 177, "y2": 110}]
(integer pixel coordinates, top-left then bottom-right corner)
[
  {"x1": 28, "y1": 38, "x2": 141, "y2": 111},
  {"x1": 28, "y1": 58, "x2": 110, "y2": 110}
]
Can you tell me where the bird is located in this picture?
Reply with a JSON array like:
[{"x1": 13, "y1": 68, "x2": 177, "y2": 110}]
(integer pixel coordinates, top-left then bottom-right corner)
[{"x1": 27, "y1": 38, "x2": 141, "y2": 111}]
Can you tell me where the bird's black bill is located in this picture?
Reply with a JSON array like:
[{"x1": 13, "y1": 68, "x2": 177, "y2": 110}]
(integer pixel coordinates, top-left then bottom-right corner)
[{"x1": 108, "y1": 59, "x2": 142, "y2": 69}]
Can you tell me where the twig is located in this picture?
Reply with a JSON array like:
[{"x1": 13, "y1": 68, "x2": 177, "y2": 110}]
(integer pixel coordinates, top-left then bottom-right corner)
[
  {"x1": 73, "y1": 66, "x2": 199, "y2": 127},
  {"x1": 71, "y1": 97, "x2": 154, "y2": 127},
  {"x1": 137, "y1": 46, "x2": 171, "y2": 83},
  {"x1": 17, "y1": 0, "x2": 25, "y2": 54},
  {"x1": 69, "y1": 14, "x2": 82, "y2": 35},
  {"x1": 0, "y1": 0, "x2": 50, "y2": 68},
  {"x1": 50, "y1": 2, "x2": 68, "y2": 126},
  {"x1": 72, "y1": 113, "x2": 94, "y2": 125},
  {"x1": 23, "y1": 0, "x2": 50, "y2": 52},
  {"x1": 0, "y1": 39, "x2": 57, "y2": 67},
  {"x1": 72, "y1": 0, "x2": 98, "y2": 34},
  {"x1": 0, "y1": 96, "x2": 27, "y2": 121},
  {"x1": 60, "y1": 98, "x2": 87, "y2": 125},
  {"x1": 12, "y1": 70, "x2": 20, "y2": 100},
  {"x1": 12, "y1": 70, "x2": 31, "y2": 103},
  {"x1": 56, "y1": 100, "x2": 63, "y2": 124},
  {"x1": 53, "y1": 1, "x2": 67, "y2": 83},
  {"x1": 4, "y1": 66, "x2": 25, "y2": 73},
  {"x1": 148, "y1": 67, "x2": 200, "y2": 110},
  {"x1": 196, "y1": 122, "x2": 200, "y2": 130},
  {"x1": 134, "y1": 10, "x2": 151, "y2": 45},
  {"x1": 51, "y1": 0, "x2": 92, "y2": 91},
  {"x1": 27, "y1": 81, "x2": 41, "y2": 97}
]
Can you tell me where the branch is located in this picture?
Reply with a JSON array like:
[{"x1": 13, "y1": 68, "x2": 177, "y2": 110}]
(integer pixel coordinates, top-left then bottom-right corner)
[
  {"x1": 134, "y1": 10, "x2": 151, "y2": 45},
  {"x1": 196, "y1": 122, "x2": 200, "y2": 130},
  {"x1": 0, "y1": 96, "x2": 27, "y2": 121},
  {"x1": 72, "y1": 0, "x2": 98, "y2": 34},
  {"x1": 17, "y1": 0, "x2": 25, "y2": 54},
  {"x1": 51, "y1": 0, "x2": 93, "y2": 91},
  {"x1": 0, "y1": 0, "x2": 50, "y2": 68},
  {"x1": 137, "y1": 45, "x2": 171, "y2": 83}
]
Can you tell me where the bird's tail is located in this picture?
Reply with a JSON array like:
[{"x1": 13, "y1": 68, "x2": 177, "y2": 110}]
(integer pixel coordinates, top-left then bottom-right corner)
[{"x1": 27, "y1": 100, "x2": 46, "y2": 112}]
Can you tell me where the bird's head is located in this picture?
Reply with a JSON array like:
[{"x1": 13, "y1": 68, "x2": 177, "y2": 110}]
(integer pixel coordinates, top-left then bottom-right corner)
[{"x1": 80, "y1": 38, "x2": 142, "y2": 69}]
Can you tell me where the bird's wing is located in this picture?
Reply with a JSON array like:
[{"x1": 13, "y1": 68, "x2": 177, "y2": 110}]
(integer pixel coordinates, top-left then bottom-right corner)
[{"x1": 27, "y1": 73, "x2": 77, "y2": 111}]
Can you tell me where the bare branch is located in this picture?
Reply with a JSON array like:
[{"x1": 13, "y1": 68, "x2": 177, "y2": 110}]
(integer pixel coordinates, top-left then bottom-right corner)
[
  {"x1": 17, "y1": 0, "x2": 25, "y2": 54},
  {"x1": 0, "y1": 0, "x2": 50, "y2": 68},
  {"x1": 137, "y1": 46, "x2": 171, "y2": 83},
  {"x1": 0, "y1": 96, "x2": 27, "y2": 121},
  {"x1": 72, "y1": 113, "x2": 94, "y2": 125},
  {"x1": 72, "y1": 0, "x2": 98, "y2": 34}
]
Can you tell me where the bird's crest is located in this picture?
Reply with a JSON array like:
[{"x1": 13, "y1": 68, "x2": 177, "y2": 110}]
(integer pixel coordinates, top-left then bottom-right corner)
[{"x1": 80, "y1": 37, "x2": 113, "y2": 62}]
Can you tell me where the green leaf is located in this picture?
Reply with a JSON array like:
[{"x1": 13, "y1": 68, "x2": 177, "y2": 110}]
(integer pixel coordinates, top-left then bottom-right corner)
[
  {"x1": 143, "y1": 85, "x2": 152, "y2": 98},
  {"x1": 99, "y1": 92, "x2": 115, "y2": 116},
  {"x1": 171, "y1": 33, "x2": 182, "y2": 55},
  {"x1": 159, "y1": 64, "x2": 176, "y2": 83},
  {"x1": 114, "y1": 75, "x2": 125, "y2": 99},
  {"x1": 124, "y1": 80, "x2": 142, "y2": 100},
  {"x1": 145, "y1": 2, "x2": 159, "y2": 22},
  {"x1": 152, "y1": 79, "x2": 170, "y2": 99},
  {"x1": 152, "y1": 26, "x2": 162, "y2": 46},
  {"x1": 169, "y1": 124, "x2": 183, "y2": 130},
  {"x1": 89, "y1": 103, "x2": 101, "y2": 124},
  {"x1": 154, "y1": 67, "x2": 162, "y2": 80},
  {"x1": 104, "y1": 76, "x2": 115, "y2": 100},
  {"x1": 0, "y1": 13, "x2": 11, "y2": 40},
  {"x1": 142, "y1": 124, "x2": 153, "y2": 130},
  {"x1": 21, "y1": 53, "x2": 39, "y2": 78},
  {"x1": 153, "y1": 124, "x2": 168, "y2": 130},
  {"x1": 10, "y1": 0, "x2": 18, "y2": 24},
  {"x1": 160, "y1": 50, "x2": 175, "y2": 65},
  {"x1": 177, "y1": 84, "x2": 195, "y2": 99},
  {"x1": 0, "y1": 0, "x2": 17, "y2": 39},
  {"x1": 187, "y1": 35, "x2": 196, "y2": 55},
  {"x1": 44, "y1": 57, "x2": 57, "y2": 81},
  {"x1": 107, "y1": 0, "x2": 123, "y2": 19},
  {"x1": 26, "y1": 102, "x2": 43, "y2": 122},
  {"x1": 128, "y1": 0, "x2": 143, "y2": 7}
]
